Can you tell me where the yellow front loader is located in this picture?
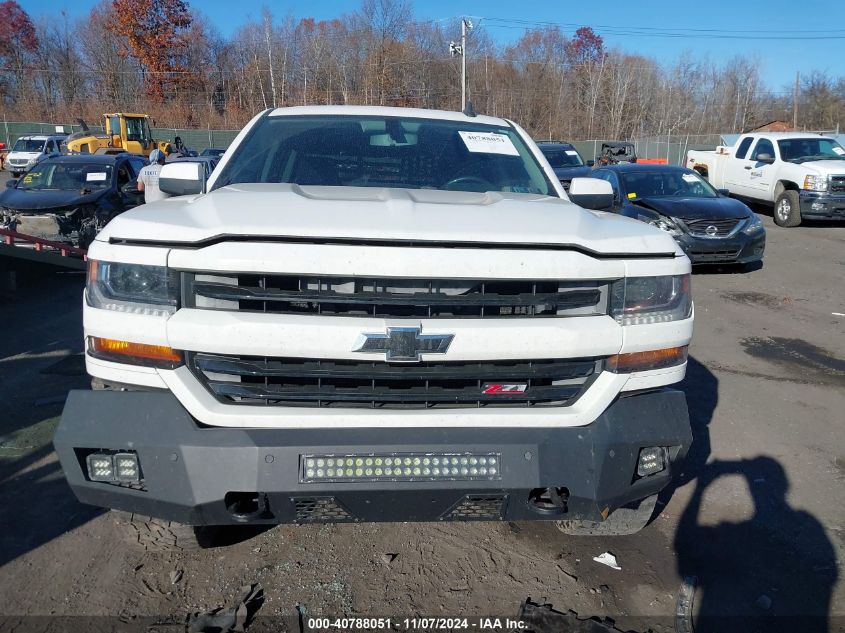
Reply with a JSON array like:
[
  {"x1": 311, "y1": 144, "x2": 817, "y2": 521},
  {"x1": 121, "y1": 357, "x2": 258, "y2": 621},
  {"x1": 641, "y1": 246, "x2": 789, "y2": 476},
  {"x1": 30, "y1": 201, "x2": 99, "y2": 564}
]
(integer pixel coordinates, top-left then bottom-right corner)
[{"x1": 66, "y1": 113, "x2": 171, "y2": 157}]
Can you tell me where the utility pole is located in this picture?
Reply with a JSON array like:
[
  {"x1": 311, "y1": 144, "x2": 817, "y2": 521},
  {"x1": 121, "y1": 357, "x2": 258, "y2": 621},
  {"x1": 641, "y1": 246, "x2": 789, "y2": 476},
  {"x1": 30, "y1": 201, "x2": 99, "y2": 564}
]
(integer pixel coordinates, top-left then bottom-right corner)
[
  {"x1": 450, "y1": 18, "x2": 473, "y2": 111},
  {"x1": 792, "y1": 71, "x2": 800, "y2": 130},
  {"x1": 264, "y1": 10, "x2": 277, "y2": 108}
]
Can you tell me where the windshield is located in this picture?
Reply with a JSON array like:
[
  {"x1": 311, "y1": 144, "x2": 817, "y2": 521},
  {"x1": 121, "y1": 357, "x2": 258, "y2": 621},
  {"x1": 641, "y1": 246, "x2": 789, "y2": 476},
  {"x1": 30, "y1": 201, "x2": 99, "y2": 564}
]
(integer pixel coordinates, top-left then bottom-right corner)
[
  {"x1": 212, "y1": 115, "x2": 554, "y2": 196},
  {"x1": 17, "y1": 162, "x2": 113, "y2": 191},
  {"x1": 621, "y1": 170, "x2": 718, "y2": 199},
  {"x1": 778, "y1": 138, "x2": 845, "y2": 163},
  {"x1": 540, "y1": 147, "x2": 584, "y2": 168},
  {"x1": 125, "y1": 117, "x2": 150, "y2": 143},
  {"x1": 12, "y1": 139, "x2": 46, "y2": 153}
]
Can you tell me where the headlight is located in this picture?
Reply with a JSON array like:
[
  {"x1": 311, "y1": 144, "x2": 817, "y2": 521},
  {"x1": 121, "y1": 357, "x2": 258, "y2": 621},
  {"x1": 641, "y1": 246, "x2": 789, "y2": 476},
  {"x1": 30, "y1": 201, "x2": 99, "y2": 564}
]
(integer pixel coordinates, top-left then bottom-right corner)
[
  {"x1": 743, "y1": 213, "x2": 765, "y2": 234},
  {"x1": 639, "y1": 214, "x2": 681, "y2": 236},
  {"x1": 803, "y1": 175, "x2": 828, "y2": 192},
  {"x1": 86, "y1": 260, "x2": 179, "y2": 316},
  {"x1": 611, "y1": 275, "x2": 691, "y2": 325}
]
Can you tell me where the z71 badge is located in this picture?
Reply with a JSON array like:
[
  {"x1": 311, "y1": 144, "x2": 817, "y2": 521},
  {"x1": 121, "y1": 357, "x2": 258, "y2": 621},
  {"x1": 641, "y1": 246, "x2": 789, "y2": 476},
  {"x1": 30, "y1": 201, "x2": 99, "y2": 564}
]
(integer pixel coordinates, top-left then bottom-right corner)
[{"x1": 482, "y1": 383, "x2": 528, "y2": 394}]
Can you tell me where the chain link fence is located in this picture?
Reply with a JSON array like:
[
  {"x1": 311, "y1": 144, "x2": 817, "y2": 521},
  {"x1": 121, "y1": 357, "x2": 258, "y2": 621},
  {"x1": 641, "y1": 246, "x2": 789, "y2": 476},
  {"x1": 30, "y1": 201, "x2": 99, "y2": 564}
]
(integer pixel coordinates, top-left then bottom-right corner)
[
  {"x1": 564, "y1": 135, "x2": 724, "y2": 166},
  {"x1": 1, "y1": 119, "x2": 239, "y2": 153}
]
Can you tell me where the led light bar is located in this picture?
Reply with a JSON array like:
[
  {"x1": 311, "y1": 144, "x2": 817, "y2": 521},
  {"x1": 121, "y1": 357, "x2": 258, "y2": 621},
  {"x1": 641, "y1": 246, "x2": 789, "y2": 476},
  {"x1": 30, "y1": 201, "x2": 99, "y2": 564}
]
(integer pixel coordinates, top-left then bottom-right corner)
[{"x1": 300, "y1": 453, "x2": 501, "y2": 483}]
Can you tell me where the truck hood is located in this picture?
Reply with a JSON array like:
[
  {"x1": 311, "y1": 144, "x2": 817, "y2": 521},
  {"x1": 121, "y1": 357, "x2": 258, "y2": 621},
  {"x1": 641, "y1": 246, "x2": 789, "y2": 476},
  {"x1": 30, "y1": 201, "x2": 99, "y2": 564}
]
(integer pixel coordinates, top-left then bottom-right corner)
[
  {"x1": 800, "y1": 160, "x2": 845, "y2": 174},
  {"x1": 633, "y1": 196, "x2": 751, "y2": 221},
  {"x1": 98, "y1": 184, "x2": 679, "y2": 255},
  {"x1": 7, "y1": 152, "x2": 40, "y2": 161}
]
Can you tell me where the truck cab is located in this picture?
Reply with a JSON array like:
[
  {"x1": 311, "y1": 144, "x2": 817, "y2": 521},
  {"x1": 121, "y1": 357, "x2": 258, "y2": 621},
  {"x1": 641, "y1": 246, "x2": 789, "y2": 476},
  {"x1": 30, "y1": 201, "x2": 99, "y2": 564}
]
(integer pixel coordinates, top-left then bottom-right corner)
[{"x1": 105, "y1": 113, "x2": 157, "y2": 155}]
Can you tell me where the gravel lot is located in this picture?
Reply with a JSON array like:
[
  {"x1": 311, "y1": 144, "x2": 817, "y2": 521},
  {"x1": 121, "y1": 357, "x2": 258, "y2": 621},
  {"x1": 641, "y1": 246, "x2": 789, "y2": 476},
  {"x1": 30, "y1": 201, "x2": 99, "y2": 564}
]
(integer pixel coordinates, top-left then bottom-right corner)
[{"x1": 1, "y1": 169, "x2": 843, "y2": 632}]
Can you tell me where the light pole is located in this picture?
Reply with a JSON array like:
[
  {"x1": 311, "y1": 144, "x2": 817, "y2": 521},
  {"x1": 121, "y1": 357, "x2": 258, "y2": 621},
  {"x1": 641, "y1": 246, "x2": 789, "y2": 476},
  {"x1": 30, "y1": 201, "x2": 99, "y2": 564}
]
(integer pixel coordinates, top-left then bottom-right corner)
[{"x1": 450, "y1": 18, "x2": 473, "y2": 111}]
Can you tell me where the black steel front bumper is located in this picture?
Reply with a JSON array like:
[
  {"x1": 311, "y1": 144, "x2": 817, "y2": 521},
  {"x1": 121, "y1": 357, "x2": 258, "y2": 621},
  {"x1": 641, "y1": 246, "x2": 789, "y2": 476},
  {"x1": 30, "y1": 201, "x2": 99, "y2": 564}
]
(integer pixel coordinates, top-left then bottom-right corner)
[
  {"x1": 53, "y1": 389, "x2": 691, "y2": 525},
  {"x1": 799, "y1": 191, "x2": 845, "y2": 219}
]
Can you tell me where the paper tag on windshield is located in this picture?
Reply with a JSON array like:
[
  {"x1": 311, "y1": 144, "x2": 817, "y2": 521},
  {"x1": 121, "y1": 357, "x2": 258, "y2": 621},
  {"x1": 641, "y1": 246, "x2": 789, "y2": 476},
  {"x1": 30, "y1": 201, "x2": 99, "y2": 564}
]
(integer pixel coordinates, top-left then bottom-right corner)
[
  {"x1": 565, "y1": 150, "x2": 579, "y2": 156},
  {"x1": 86, "y1": 172, "x2": 107, "y2": 182},
  {"x1": 682, "y1": 173, "x2": 699, "y2": 183},
  {"x1": 458, "y1": 131, "x2": 519, "y2": 156},
  {"x1": 833, "y1": 147, "x2": 845, "y2": 156}
]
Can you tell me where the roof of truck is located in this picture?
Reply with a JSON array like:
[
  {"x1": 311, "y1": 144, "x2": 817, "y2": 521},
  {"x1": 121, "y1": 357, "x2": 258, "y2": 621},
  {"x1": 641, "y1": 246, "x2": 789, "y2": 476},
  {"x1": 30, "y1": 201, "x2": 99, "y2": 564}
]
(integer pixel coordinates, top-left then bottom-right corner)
[
  {"x1": 736, "y1": 132, "x2": 835, "y2": 140},
  {"x1": 267, "y1": 105, "x2": 512, "y2": 127},
  {"x1": 595, "y1": 163, "x2": 691, "y2": 173},
  {"x1": 16, "y1": 134, "x2": 67, "y2": 140}
]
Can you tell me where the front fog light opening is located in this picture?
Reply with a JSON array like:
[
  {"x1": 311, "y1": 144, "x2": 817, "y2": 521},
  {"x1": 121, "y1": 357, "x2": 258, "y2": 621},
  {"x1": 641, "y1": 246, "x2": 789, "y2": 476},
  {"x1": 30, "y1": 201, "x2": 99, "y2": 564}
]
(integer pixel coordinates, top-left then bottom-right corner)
[
  {"x1": 86, "y1": 451, "x2": 141, "y2": 483},
  {"x1": 637, "y1": 446, "x2": 666, "y2": 478},
  {"x1": 300, "y1": 452, "x2": 502, "y2": 483}
]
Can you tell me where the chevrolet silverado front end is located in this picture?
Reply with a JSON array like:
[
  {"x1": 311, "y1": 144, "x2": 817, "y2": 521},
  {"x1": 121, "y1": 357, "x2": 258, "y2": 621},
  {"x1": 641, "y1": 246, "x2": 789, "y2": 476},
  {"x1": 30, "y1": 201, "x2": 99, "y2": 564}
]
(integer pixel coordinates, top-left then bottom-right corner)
[{"x1": 54, "y1": 106, "x2": 693, "y2": 547}]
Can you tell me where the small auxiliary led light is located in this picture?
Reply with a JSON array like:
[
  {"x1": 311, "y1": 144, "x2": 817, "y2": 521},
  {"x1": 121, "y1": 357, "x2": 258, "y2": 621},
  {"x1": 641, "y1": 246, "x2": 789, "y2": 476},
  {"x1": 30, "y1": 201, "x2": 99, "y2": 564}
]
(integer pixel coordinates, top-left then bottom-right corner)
[
  {"x1": 86, "y1": 454, "x2": 114, "y2": 481},
  {"x1": 300, "y1": 452, "x2": 501, "y2": 483},
  {"x1": 114, "y1": 453, "x2": 140, "y2": 481},
  {"x1": 637, "y1": 447, "x2": 666, "y2": 477}
]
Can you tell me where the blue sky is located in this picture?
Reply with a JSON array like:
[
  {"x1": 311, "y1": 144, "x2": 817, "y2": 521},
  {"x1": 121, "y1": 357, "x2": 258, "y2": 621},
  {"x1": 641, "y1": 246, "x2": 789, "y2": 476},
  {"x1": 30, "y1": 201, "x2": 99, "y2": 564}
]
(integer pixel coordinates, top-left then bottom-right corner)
[{"x1": 22, "y1": 0, "x2": 844, "y2": 91}]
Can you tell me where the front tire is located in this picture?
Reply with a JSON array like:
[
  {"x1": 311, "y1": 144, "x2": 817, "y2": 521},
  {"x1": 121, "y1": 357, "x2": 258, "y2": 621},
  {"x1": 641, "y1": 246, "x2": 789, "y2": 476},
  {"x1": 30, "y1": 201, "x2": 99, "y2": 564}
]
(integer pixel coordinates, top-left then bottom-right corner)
[
  {"x1": 555, "y1": 494, "x2": 658, "y2": 536},
  {"x1": 774, "y1": 190, "x2": 801, "y2": 227},
  {"x1": 114, "y1": 512, "x2": 212, "y2": 551}
]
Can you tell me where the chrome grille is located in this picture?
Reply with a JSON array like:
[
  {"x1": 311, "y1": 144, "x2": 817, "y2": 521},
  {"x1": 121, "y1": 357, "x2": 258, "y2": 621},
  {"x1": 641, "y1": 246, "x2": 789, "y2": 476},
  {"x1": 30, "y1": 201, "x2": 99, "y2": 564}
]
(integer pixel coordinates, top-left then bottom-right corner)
[
  {"x1": 830, "y1": 176, "x2": 845, "y2": 194},
  {"x1": 184, "y1": 273, "x2": 607, "y2": 319},
  {"x1": 683, "y1": 218, "x2": 743, "y2": 238},
  {"x1": 188, "y1": 353, "x2": 599, "y2": 409}
]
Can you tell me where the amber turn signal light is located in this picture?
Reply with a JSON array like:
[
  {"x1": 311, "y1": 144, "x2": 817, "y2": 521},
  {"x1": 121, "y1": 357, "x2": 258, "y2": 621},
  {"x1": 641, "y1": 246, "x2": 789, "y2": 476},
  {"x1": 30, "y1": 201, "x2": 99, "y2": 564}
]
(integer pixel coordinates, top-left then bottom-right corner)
[
  {"x1": 88, "y1": 336, "x2": 182, "y2": 369},
  {"x1": 607, "y1": 346, "x2": 688, "y2": 373}
]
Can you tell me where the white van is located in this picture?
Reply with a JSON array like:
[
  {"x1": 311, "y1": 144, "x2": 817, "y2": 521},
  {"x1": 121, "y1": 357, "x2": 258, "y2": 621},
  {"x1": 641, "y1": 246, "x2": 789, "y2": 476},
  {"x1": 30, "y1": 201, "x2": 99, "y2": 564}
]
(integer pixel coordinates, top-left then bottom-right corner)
[{"x1": 4, "y1": 134, "x2": 67, "y2": 177}]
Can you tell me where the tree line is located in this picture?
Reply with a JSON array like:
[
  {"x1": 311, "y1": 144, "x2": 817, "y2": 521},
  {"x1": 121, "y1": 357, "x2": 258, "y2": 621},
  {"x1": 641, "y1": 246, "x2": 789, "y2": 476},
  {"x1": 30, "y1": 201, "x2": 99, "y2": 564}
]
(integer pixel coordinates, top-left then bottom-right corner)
[{"x1": 1, "y1": 0, "x2": 844, "y2": 139}]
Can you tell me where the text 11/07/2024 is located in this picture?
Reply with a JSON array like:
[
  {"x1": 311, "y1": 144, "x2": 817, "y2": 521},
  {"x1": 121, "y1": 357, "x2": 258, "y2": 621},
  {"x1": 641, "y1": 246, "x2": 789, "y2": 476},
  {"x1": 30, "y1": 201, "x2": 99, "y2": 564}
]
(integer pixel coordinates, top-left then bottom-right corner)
[{"x1": 306, "y1": 617, "x2": 528, "y2": 631}]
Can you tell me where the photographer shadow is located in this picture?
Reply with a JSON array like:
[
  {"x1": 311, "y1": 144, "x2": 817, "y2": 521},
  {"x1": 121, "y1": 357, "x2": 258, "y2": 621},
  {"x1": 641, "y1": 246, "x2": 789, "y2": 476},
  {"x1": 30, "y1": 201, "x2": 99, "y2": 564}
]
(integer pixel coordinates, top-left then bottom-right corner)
[{"x1": 673, "y1": 456, "x2": 837, "y2": 632}]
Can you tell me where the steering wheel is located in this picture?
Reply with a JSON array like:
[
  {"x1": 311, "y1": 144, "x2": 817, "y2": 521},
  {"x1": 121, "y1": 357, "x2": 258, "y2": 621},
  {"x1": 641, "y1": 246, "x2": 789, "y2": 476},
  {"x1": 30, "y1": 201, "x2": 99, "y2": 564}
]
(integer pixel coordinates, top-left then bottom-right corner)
[
  {"x1": 670, "y1": 189, "x2": 686, "y2": 196},
  {"x1": 443, "y1": 175, "x2": 493, "y2": 191}
]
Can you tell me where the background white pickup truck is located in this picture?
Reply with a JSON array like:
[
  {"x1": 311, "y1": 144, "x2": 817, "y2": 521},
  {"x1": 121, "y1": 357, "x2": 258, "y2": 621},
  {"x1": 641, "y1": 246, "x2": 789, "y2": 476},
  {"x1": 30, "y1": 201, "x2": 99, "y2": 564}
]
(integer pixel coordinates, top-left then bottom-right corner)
[{"x1": 686, "y1": 132, "x2": 845, "y2": 227}]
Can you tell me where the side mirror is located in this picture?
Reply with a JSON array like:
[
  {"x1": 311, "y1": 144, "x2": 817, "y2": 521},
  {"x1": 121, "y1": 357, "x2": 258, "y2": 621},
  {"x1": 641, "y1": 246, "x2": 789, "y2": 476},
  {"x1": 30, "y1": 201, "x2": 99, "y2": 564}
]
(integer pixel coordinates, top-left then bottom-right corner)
[
  {"x1": 586, "y1": 159, "x2": 595, "y2": 167},
  {"x1": 717, "y1": 188, "x2": 730, "y2": 197},
  {"x1": 756, "y1": 153, "x2": 775, "y2": 164},
  {"x1": 159, "y1": 161, "x2": 205, "y2": 196},
  {"x1": 121, "y1": 179, "x2": 138, "y2": 194},
  {"x1": 567, "y1": 177, "x2": 614, "y2": 210},
  {"x1": 6, "y1": 178, "x2": 17, "y2": 188}
]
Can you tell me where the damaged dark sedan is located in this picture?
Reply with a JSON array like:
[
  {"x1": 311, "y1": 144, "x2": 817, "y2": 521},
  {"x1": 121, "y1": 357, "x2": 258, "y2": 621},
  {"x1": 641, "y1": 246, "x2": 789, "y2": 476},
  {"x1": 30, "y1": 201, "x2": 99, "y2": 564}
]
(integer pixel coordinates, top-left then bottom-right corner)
[
  {"x1": 0, "y1": 154, "x2": 147, "y2": 249},
  {"x1": 590, "y1": 164, "x2": 766, "y2": 266}
]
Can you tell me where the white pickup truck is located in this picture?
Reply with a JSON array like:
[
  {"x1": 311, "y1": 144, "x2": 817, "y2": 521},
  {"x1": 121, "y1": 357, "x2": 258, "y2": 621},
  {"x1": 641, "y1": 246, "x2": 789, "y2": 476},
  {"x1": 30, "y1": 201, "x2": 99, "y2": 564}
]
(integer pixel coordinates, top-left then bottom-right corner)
[
  {"x1": 53, "y1": 106, "x2": 693, "y2": 549},
  {"x1": 686, "y1": 132, "x2": 845, "y2": 227}
]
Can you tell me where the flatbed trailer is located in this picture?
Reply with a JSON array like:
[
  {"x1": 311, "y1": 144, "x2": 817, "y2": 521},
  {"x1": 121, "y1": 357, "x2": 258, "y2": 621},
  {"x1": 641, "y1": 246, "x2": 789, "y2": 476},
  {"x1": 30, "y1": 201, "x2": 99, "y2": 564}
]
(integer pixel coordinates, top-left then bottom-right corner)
[{"x1": 0, "y1": 227, "x2": 87, "y2": 270}]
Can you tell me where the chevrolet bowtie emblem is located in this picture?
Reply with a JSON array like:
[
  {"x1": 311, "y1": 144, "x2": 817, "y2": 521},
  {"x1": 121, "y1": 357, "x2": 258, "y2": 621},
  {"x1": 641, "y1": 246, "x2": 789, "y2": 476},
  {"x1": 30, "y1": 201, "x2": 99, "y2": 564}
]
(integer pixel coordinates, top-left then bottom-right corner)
[{"x1": 353, "y1": 326, "x2": 454, "y2": 362}]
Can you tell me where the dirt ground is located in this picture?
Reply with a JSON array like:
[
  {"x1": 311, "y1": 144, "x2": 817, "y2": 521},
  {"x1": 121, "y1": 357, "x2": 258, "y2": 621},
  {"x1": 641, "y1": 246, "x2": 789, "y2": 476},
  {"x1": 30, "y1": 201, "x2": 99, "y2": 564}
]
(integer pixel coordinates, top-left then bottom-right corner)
[{"x1": 1, "y1": 182, "x2": 843, "y2": 632}]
